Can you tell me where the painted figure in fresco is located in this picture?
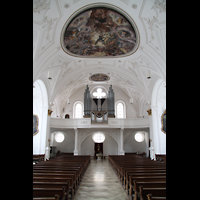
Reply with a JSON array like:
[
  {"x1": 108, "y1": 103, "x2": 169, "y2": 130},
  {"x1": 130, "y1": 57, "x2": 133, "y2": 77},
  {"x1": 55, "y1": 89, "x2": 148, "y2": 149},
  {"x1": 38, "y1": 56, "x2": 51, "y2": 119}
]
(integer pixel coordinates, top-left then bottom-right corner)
[{"x1": 64, "y1": 7, "x2": 137, "y2": 57}]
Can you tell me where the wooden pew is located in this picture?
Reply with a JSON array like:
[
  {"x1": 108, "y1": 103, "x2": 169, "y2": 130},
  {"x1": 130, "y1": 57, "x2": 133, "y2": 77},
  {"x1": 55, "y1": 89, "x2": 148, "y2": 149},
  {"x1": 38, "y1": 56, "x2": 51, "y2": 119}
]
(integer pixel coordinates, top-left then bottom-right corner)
[
  {"x1": 33, "y1": 155, "x2": 91, "y2": 199},
  {"x1": 155, "y1": 154, "x2": 166, "y2": 163},
  {"x1": 33, "y1": 182, "x2": 69, "y2": 200},
  {"x1": 108, "y1": 155, "x2": 166, "y2": 200},
  {"x1": 33, "y1": 194, "x2": 60, "y2": 200},
  {"x1": 127, "y1": 172, "x2": 166, "y2": 193},
  {"x1": 147, "y1": 193, "x2": 166, "y2": 200},
  {"x1": 33, "y1": 154, "x2": 45, "y2": 163},
  {"x1": 123, "y1": 169, "x2": 166, "y2": 187},
  {"x1": 33, "y1": 186, "x2": 66, "y2": 200},
  {"x1": 132, "y1": 180, "x2": 166, "y2": 200},
  {"x1": 139, "y1": 186, "x2": 166, "y2": 200},
  {"x1": 33, "y1": 170, "x2": 79, "y2": 189},
  {"x1": 33, "y1": 175, "x2": 74, "y2": 198}
]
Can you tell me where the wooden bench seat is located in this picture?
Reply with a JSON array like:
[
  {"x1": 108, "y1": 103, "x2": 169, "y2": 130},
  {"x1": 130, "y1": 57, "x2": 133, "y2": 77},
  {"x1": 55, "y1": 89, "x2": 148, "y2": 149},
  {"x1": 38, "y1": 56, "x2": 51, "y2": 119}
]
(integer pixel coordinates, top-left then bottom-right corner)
[
  {"x1": 33, "y1": 182, "x2": 69, "y2": 200},
  {"x1": 108, "y1": 155, "x2": 166, "y2": 199},
  {"x1": 128, "y1": 176, "x2": 166, "y2": 194},
  {"x1": 33, "y1": 175, "x2": 75, "y2": 198},
  {"x1": 33, "y1": 187, "x2": 66, "y2": 200},
  {"x1": 131, "y1": 180, "x2": 166, "y2": 200},
  {"x1": 33, "y1": 194, "x2": 60, "y2": 200},
  {"x1": 33, "y1": 155, "x2": 90, "y2": 199},
  {"x1": 147, "y1": 194, "x2": 166, "y2": 200},
  {"x1": 126, "y1": 171, "x2": 166, "y2": 192},
  {"x1": 139, "y1": 186, "x2": 166, "y2": 200},
  {"x1": 33, "y1": 170, "x2": 79, "y2": 188}
]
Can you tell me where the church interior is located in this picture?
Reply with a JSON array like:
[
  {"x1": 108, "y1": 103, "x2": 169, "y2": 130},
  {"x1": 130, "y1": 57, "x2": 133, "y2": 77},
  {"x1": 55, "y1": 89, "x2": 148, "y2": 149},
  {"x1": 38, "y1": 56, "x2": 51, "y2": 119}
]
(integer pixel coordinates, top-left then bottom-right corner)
[{"x1": 33, "y1": 0, "x2": 166, "y2": 199}]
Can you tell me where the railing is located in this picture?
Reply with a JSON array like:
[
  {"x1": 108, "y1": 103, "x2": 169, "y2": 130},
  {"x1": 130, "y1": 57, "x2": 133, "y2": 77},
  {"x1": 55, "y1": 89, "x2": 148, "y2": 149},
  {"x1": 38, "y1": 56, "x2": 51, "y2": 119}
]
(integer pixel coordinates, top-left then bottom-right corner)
[{"x1": 50, "y1": 117, "x2": 149, "y2": 129}]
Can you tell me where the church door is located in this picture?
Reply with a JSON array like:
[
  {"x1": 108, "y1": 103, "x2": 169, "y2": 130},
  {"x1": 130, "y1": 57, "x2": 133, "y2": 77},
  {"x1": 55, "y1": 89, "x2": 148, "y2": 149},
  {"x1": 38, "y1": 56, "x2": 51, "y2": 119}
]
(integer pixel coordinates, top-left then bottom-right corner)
[{"x1": 94, "y1": 143, "x2": 103, "y2": 157}]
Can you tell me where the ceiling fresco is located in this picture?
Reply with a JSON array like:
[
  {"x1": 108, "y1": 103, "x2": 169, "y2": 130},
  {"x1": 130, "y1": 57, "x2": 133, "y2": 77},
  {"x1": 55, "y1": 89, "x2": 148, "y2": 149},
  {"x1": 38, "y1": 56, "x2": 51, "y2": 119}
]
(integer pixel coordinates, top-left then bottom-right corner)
[
  {"x1": 63, "y1": 7, "x2": 137, "y2": 57},
  {"x1": 89, "y1": 73, "x2": 110, "y2": 81}
]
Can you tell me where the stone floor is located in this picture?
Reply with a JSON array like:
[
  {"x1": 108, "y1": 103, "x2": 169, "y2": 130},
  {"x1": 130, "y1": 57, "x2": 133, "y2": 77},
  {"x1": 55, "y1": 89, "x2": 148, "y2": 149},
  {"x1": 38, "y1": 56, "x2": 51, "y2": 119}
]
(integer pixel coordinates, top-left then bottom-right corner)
[{"x1": 74, "y1": 158, "x2": 130, "y2": 200}]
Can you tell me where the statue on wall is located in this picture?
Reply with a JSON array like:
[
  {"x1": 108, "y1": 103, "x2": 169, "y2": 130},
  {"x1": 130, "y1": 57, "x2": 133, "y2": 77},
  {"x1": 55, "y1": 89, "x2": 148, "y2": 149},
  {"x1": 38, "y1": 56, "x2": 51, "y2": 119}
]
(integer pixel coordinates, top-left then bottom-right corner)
[
  {"x1": 33, "y1": 114, "x2": 39, "y2": 136},
  {"x1": 161, "y1": 109, "x2": 166, "y2": 134}
]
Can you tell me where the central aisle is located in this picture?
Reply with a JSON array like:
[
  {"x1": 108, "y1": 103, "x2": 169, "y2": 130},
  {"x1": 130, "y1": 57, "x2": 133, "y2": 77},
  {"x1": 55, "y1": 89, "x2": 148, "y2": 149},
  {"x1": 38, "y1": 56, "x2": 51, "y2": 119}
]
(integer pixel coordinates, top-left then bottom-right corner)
[{"x1": 74, "y1": 158, "x2": 130, "y2": 200}]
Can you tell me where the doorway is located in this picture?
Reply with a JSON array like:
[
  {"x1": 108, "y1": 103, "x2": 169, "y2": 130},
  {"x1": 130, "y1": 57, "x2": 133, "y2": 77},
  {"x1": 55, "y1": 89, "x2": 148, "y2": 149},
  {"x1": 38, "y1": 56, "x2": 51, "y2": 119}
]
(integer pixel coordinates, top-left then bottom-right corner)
[{"x1": 94, "y1": 143, "x2": 103, "y2": 159}]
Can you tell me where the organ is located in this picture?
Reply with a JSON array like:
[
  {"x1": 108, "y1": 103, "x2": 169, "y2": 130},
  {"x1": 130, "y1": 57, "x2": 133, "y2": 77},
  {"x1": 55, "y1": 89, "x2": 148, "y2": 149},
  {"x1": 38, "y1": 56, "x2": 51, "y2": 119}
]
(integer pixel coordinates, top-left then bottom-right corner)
[{"x1": 83, "y1": 85, "x2": 115, "y2": 123}]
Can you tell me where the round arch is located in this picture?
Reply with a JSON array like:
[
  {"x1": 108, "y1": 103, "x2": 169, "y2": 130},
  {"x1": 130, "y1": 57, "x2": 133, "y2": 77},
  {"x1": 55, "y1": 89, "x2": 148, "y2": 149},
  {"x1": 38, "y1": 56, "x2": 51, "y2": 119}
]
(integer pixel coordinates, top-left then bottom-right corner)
[
  {"x1": 151, "y1": 78, "x2": 166, "y2": 156},
  {"x1": 115, "y1": 100, "x2": 126, "y2": 118},
  {"x1": 33, "y1": 79, "x2": 48, "y2": 155},
  {"x1": 73, "y1": 101, "x2": 84, "y2": 118},
  {"x1": 80, "y1": 130, "x2": 119, "y2": 156},
  {"x1": 80, "y1": 130, "x2": 119, "y2": 146}
]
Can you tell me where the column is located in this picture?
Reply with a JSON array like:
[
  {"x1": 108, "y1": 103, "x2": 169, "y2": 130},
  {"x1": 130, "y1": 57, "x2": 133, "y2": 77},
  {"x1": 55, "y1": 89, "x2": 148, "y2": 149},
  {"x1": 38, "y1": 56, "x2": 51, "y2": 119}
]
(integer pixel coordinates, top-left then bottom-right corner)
[
  {"x1": 45, "y1": 102, "x2": 54, "y2": 161},
  {"x1": 119, "y1": 128, "x2": 125, "y2": 155},
  {"x1": 150, "y1": 106, "x2": 159, "y2": 160},
  {"x1": 74, "y1": 128, "x2": 79, "y2": 155}
]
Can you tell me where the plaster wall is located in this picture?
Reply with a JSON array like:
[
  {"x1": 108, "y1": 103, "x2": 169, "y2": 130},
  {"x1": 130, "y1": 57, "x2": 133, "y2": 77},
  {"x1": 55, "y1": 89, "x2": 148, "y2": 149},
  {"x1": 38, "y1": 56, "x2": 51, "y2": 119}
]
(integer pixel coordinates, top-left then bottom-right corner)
[{"x1": 51, "y1": 131, "x2": 74, "y2": 153}]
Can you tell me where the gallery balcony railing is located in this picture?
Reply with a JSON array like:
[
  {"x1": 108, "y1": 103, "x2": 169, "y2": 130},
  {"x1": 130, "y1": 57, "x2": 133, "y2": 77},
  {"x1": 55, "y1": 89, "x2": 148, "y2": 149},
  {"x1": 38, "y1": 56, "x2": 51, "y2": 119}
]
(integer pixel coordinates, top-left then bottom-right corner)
[{"x1": 50, "y1": 117, "x2": 149, "y2": 129}]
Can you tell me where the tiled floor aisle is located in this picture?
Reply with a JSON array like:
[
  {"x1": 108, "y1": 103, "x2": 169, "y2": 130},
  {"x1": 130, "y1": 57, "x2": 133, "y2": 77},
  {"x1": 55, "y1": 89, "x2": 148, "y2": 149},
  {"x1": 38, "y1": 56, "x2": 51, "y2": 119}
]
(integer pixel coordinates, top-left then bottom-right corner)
[{"x1": 74, "y1": 158, "x2": 130, "y2": 200}]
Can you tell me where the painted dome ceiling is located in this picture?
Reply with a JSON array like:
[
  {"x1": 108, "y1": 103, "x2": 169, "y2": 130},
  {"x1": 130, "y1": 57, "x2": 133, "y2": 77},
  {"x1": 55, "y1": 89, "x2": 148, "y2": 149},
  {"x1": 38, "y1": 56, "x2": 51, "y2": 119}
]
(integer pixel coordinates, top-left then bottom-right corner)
[{"x1": 62, "y1": 6, "x2": 139, "y2": 57}]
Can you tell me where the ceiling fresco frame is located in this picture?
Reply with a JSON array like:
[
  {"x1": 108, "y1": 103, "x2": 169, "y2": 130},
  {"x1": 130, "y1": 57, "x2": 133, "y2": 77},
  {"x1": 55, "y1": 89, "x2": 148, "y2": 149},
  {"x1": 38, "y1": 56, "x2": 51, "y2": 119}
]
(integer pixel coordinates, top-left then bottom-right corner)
[
  {"x1": 60, "y1": 3, "x2": 140, "y2": 58},
  {"x1": 89, "y1": 73, "x2": 110, "y2": 82}
]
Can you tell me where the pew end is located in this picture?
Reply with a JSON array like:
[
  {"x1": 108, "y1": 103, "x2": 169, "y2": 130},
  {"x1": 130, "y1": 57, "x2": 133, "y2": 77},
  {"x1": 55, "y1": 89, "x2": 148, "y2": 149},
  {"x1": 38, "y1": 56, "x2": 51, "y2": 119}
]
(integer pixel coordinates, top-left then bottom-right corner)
[
  {"x1": 147, "y1": 193, "x2": 166, "y2": 200},
  {"x1": 33, "y1": 194, "x2": 60, "y2": 200}
]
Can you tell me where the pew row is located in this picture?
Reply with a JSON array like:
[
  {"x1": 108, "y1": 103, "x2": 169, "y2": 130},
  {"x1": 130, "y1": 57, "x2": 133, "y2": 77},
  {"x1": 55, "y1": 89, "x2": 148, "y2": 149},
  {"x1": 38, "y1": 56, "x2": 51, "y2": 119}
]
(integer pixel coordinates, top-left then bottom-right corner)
[
  {"x1": 108, "y1": 155, "x2": 166, "y2": 200},
  {"x1": 33, "y1": 194, "x2": 60, "y2": 200},
  {"x1": 33, "y1": 155, "x2": 90, "y2": 200}
]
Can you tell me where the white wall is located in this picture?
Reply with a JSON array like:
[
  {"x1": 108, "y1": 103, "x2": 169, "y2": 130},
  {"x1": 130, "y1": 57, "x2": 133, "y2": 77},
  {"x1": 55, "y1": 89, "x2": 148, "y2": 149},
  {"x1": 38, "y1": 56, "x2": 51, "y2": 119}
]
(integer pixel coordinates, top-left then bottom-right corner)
[
  {"x1": 124, "y1": 131, "x2": 148, "y2": 155},
  {"x1": 51, "y1": 131, "x2": 74, "y2": 153}
]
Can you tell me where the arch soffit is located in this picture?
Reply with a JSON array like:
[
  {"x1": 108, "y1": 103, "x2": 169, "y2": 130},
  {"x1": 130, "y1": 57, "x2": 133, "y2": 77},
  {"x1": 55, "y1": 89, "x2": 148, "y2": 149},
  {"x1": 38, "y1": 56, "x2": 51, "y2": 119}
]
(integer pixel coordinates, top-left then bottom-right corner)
[
  {"x1": 34, "y1": 79, "x2": 49, "y2": 108},
  {"x1": 151, "y1": 78, "x2": 165, "y2": 107},
  {"x1": 80, "y1": 130, "x2": 119, "y2": 146}
]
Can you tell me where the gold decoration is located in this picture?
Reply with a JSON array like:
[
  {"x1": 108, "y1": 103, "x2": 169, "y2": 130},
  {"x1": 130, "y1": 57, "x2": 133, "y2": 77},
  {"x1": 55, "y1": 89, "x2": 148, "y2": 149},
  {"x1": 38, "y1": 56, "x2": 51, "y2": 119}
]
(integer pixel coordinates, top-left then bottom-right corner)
[
  {"x1": 48, "y1": 109, "x2": 53, "y2": 116},
  {"x1": 33, "y1": 114, "x2": 39, "y2": 136},
  {"x1": 161, "y1": 109, "x2": 166, "y2": 134},
  {"x1": 147, "y1": 109, "x2": 152, "y2": 116}
]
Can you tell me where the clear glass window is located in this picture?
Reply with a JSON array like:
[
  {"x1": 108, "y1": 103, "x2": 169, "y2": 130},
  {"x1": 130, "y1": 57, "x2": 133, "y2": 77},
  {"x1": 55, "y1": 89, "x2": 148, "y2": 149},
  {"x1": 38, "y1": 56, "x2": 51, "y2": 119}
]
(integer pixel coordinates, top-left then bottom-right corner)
[
  {"x1": 74, "y1": 102, "x2": 83, "y2": 118},
  {"x1": 134, "y1": 132, "x2": 144, "y2": 142},
  {"x1": 92, "y1": 132, "x2": 105, "y2": 143},
  {"x1": 55, "y1": 132, "x2": 65, "y2": 143}
]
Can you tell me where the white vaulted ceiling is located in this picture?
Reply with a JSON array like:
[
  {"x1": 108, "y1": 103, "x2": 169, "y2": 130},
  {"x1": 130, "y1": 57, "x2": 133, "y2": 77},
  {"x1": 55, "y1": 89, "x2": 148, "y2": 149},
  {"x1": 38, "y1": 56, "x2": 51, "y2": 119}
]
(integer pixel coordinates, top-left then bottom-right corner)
[{"x1": 33, "y1": 0, "x2": 166, "y2": 110}]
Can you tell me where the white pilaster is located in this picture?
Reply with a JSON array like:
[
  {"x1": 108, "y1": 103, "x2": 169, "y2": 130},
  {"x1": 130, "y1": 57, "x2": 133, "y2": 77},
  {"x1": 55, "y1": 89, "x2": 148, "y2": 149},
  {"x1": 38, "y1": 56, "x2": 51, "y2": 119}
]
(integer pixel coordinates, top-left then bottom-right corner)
[
  {"x1": 74, "y1": 128, "x2": 79, "y2": 155},
  {"x1": 119, "y1": 127, "x2": 125, "y2": 155}
]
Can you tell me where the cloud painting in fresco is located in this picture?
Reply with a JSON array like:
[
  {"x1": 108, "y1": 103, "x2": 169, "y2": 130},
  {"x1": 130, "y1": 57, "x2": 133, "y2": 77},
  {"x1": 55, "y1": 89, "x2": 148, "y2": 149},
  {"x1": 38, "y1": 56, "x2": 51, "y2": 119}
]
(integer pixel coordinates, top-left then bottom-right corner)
[{"x1": 64, "y1": 7, "x2": 137, "y2": 57}]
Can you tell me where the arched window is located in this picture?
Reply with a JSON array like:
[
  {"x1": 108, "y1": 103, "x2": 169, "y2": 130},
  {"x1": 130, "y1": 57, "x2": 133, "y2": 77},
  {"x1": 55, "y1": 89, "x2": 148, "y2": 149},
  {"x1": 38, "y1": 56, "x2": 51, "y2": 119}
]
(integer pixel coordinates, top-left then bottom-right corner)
[
  {"x1": 73, "y1": 101, "x2": 83, "y2": 118},
  {"x1": 115, "y1": 101, "x2": 126, "y2": 118}
]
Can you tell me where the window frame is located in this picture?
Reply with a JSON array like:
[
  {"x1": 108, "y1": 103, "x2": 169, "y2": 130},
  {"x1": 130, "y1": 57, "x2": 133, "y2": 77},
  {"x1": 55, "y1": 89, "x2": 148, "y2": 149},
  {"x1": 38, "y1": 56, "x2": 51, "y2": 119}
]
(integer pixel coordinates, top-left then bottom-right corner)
[
  {"x1": 55, "y1": 132, "x2": 65, "y2": 143},
  {"x1": 134, "y1": 132, "x2": 145, "y2": 143},
  {"x1": 115, "y1": 100, "x2": 126, "y2": 118},
  {"x1": 92, "y1": 132, "x2": 106, "y2": 143},
  {"x1": 73, "y1": 101, "x2": 84, "y2": 118}
]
